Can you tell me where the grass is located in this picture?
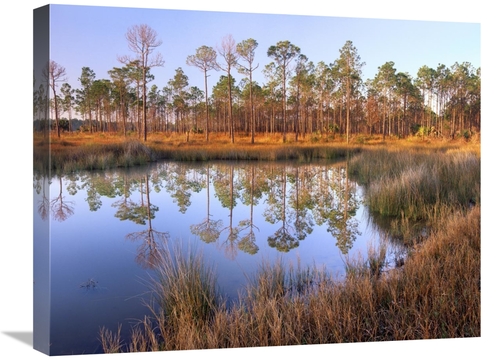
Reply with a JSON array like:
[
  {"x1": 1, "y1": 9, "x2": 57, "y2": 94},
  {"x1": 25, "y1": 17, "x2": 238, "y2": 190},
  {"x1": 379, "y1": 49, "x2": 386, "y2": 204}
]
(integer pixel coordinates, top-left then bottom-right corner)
[
  {"x1": 99, "y1": 204, "x2": 480, "y2": 352},
  {"x1": 348, "y1": 147, "x2": 480, "y2": 225},
  {"x1": 34, "y1": 131, "x2": 479, "y2": 173},
  {"x1": 35, "y1": 130, "x2": 480, "y2": 352},
  {"x1": 34, "y1": 135, "x2": 154, "y2": 173}
]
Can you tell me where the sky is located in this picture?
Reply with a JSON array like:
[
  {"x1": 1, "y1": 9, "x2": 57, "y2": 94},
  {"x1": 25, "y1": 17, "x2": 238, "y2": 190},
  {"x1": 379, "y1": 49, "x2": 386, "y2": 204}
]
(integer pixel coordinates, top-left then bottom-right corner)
[
  {"x1": 1, "y1": 1, "x2": 498, "y2": 360},
  {"x1": 45, "y1": 4, "x2": 481, "y2": 101}
]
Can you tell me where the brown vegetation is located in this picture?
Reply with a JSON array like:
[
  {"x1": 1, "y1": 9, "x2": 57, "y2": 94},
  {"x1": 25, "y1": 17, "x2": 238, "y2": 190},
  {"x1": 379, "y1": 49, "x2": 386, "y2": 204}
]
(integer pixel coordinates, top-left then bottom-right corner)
[
  {"x1": 34, "y1": 131, "x2": 480, "y2": 172},
  {"x1": 99, "y1": 206, "x2": 480, "y2": 352},
  {"x1": 34, "y1": 130, "x2": 480, "y2": 352}
]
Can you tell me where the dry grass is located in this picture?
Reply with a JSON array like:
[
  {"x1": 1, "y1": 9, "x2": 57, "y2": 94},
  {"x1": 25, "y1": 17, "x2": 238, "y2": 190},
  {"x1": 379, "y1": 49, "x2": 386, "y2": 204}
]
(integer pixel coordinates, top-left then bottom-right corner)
[
  {"x1": 34, "y1": 131, "x2": 480, "y2": 173},
  {"x1": 99, "y1": 205, "x2": 480, "y2": 352},
  {"x1": 35, "y1": 131, "x2": 480, "y2": 352},
  {"x1": 348, "y1": 146, "x2": 480, "y2": 222}
]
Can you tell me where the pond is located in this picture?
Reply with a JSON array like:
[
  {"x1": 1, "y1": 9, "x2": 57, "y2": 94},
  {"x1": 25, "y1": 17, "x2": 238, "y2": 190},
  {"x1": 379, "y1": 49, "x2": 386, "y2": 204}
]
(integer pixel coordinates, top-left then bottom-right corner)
[{"x1": 33, "y1": 160, "x2": 405, "y2": 355}]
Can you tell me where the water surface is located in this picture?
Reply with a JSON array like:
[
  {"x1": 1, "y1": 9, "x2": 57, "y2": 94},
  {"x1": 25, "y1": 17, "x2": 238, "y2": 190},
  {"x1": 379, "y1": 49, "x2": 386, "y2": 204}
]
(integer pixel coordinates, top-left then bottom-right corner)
[{"x1": 34, "y1": 160, "x2": 400, "y2": 355}]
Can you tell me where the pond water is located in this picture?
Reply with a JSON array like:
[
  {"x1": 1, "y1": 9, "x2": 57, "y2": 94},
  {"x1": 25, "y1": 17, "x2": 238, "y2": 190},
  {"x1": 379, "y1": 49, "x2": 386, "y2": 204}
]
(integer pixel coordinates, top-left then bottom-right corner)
[{"x1": 33, "y1": 160, "x2": 404, "y2": 355}]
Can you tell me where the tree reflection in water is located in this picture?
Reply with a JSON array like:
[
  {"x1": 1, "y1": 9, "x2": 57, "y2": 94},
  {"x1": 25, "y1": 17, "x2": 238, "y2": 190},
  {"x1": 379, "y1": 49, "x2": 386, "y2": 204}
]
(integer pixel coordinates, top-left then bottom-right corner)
[
  {"x1": 214, "y1": 164, "x2": 242, "y2": 260},
  {"x1": 35, "y1": 160, "x2": 368, "y2": 260},
  {"x1": 116, "y1": 174, "x2": 169, "y2": 269},
  {"x1": 35, "y1": 175, "x2": 75, "y2": 222},
  {"x1": 266, "y1": 166, "x2": 299, "y2": 252},
  {"x1": 190, "y1": 164, "x2": 223, "y2": 244},
  {"x1": 236, "y1": 165, "x2": 260, "y2": 255}
]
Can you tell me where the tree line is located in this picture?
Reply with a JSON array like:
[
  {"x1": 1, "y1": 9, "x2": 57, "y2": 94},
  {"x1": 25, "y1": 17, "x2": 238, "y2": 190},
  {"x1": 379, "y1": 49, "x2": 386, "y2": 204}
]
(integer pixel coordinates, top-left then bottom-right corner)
[{"x1": 34, "y1": 24, "x2": 481, "y2": 143}]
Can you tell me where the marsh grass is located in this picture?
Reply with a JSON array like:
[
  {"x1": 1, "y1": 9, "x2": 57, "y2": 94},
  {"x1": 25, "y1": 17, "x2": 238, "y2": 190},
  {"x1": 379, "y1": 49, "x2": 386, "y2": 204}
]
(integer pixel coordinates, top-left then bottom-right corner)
[
  {"x1": 35, "y1": 132, "x2": 479, "y2": 175},
  {"x1": 348, "y1": 147, "x2": 480, "y2": 221},
  {"x1": 34, "y1": 132, "x2": 479, "y2": 174},
  {"x1": 99, "y1": 204, "x2": 479, "y2": 352},
  {"x1": 35, "y1": 138, "x2": 155, "y2": 172},
  {"x1": 34, "y1": 132, "x2": 363, "y2": 171},
  {"x1": 151, "y1": 243, "x2": 221, "y2": 331},
  {"x1": 98, "y1": 324, "x2": 123, "y2": 353}
]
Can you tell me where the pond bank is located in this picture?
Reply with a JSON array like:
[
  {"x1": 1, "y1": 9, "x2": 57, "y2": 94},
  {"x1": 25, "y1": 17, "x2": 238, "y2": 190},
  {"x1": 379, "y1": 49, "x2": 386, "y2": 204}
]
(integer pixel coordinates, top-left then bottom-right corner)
[
  {"x1": 100, "y1": 205, "x2": 480, "y2": 352},
  {"x1": 34, "y1": 132, "x2": 479, "y2": 173}
]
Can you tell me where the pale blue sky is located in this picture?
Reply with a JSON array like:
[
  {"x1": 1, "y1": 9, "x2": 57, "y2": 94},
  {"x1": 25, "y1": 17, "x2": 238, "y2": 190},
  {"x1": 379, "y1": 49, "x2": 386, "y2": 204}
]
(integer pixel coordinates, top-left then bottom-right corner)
[{"x1": 47, "y1": 4, "x2": 480, "y2": 97}]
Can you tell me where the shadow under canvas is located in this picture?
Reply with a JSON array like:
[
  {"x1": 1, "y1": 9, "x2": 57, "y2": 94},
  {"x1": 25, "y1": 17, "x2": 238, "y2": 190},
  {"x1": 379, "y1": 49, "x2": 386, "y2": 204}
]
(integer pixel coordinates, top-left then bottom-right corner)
[{"x1": 3, "y1": 332, "x2": 33, "y2": 348}]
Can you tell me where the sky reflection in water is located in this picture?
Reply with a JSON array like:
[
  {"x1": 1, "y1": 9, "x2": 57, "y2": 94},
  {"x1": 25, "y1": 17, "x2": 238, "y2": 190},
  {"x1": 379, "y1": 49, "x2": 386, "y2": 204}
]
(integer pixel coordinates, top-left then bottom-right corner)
[{"x1": 34, "y1": 160, "x2": 397, "y2": 355}]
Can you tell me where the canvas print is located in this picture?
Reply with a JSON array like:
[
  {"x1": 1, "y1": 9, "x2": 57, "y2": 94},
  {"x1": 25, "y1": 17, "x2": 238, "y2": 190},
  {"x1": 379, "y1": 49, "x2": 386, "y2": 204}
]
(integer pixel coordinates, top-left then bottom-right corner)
[{"x1": 33, "y1": 4, "x2": 481, "y2": 356}]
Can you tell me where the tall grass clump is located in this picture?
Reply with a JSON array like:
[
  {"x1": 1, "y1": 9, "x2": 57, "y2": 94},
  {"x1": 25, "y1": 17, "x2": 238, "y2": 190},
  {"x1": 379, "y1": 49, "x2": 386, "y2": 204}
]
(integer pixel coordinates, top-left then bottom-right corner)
[
  {"x1": 45, "y1": 139, "x2": 156, "y2": 171},
  {"x1": 99, "y1": 324, "x2": 123, "y2": 353},
  {"x1": 115, "y1": 139, "x2": 155, "y2": 167},
  {"x1": 349, "y1": 148, "x2": 480, "y2": 221},
  {"x1": 155, "y1": 242, "x2": 222, "y2": 348},
  {"x1": 232, "y1": 258, "x2": 328, "y2": 347},
  {"x1": 107, "y1": 242, "x2": 223, "y2": 352}
]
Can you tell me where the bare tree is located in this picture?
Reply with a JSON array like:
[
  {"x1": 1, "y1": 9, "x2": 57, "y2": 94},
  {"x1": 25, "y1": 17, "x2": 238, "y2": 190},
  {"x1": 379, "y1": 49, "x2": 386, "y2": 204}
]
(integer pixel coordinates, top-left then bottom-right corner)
[
  {"x1": 43, "y1": 60, "x2": 67, "y2": 138},
  {"x1": 216, "y1": 35, "x2": 240, "y2": 144},
  {"x1": 119, "y1": 24, "x2": 164, "y2": 142},
  {"x1": 187, "y1": 45, "x2": 218, "y2": 142}
]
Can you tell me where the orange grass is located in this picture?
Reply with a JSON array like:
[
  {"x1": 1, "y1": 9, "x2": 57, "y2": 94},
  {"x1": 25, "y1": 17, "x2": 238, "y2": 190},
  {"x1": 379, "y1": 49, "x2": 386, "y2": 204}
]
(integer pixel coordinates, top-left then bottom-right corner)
[{"x1": 34, "y1": 131, "x2": 480, "y2": 173}]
